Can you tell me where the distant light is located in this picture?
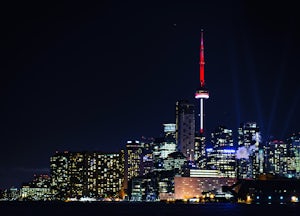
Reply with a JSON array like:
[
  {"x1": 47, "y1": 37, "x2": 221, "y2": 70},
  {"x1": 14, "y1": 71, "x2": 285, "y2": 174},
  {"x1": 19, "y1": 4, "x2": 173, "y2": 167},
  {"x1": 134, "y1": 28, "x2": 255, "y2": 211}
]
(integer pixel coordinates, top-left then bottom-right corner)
[
  {"x1": 163, "y1": 124, "x2": 176, "y2": 132},
  {"x1": 223, "y1": 149, "x2": 236, "y2": 153},
  {"x1": 291, "y1": 196, "x2": 298, "y2": 202},
  {"x1": 127, "y1": 140, "x2": 140, "y2": 144},
  {"x1": 206, "y1": 148, "x2": 213, "y2": 152}
]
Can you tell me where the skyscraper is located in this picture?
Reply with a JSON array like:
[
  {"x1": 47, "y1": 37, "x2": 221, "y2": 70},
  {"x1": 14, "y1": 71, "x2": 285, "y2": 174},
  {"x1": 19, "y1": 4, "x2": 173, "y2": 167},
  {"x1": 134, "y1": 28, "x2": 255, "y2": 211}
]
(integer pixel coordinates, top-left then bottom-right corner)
[
  {"x1": 50, "y1": 150, "x2": 124, "y2": 200},
  {"x1": 68, "y1": 152, "x2": 86, "y2": 198},
  {"x1": 125, "y1": 140, "x2": 143, "y2": 190},
  {"x1": 50, "y1": 151, "x2": 70, "y2": 199},
  {"x1": 288, "y1": 132, "x2": 300, "y2": 179},
  {"x1": 206, "y1": 125, "x2": 236, "y2": 178},
  {"x1": 95, "y1": 151, "x2": 125, "y2": 198},
  {"x1": 175, "y1": 99, "x2": 195, "y2": 161},
  {"x1": 237, "y1": 122, "x2": 261, "y2": 179},
  {"x1": 194, "y1": 134, "x2": 206, "y2": 168},
  {"x1": 264, "y1": 140, "x2": 289, "y2": 177}
]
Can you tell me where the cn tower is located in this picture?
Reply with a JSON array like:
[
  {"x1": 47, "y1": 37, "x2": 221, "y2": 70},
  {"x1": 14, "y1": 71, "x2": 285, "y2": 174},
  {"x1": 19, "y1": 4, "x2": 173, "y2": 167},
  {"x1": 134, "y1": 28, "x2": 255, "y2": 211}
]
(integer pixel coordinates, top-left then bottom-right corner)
[{"x1": 195, "y1": 29, "x2": 209, "y2": 134}]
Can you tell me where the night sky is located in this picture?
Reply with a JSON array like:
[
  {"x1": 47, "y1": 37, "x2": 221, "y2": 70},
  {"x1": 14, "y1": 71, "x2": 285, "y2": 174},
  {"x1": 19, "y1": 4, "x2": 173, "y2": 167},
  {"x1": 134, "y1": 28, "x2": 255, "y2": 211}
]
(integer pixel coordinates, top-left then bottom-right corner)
[{"x1": 0, "y1": 1, "x2": 299, "y2": 189}]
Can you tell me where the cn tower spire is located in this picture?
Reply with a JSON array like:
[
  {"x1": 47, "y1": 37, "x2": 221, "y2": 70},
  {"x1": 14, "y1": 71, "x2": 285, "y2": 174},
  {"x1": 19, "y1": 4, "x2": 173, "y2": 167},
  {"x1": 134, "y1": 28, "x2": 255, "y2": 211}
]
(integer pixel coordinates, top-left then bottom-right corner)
[
  {"x1": 200, "y1": 29, "x2": 205, "y2": 88},
  {"x1": 195, "y1": 29, "x2": 209, "y2": 134}
]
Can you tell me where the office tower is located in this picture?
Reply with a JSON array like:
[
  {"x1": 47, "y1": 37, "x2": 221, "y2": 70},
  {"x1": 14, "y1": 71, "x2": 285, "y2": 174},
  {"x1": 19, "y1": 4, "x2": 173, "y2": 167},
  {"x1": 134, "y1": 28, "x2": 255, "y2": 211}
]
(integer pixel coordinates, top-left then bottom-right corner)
[
  {"x1": 96, "y1": 151, "x2": 125, "y2": 198},
  {"x1": 288, "y1": 132, "x2": 300, "y2": 178},
  {"x1": 264, "y1": 140, "x2": 290, "y2": 177},
  {"x1": 210, "y1": 126, "x2": 234, "y2": 149},
  {"x1": 68, "y1": 152, "x2": 86, "y2": 198},
  {"x1": 152, "y1": 136, "x2": 177, "y2": 171},
  {"x1": 206, "y1": 125, "x2": 236, "y2": 177},
  {"x1": 156, "y1": 139, "x2": 177, "y2": 159},
  {"x1": 130, "y1": 170, "x2": 174, "y2": 202},
  {"x1": 86, "y1": 152, "x2": 98, "y2": 198},
  {"x1": 175, "y1": 99, "x2": 196, "y2": 161},
  {"x1": 151, "y1": 125, "x2": 177, "y2": 171},
  {"x1": 50, "y1": 151, "x2": 71, "y2": 199},
  {"x1": 125, "y1": 140, "x2": 143, "y2": 190},
  {"x1": 194, "y1": 133, "x2": 206, "y2": 168},
  {"x1": 237, "y1": 122, "x2": 261, "y2": 179},
  {"x1": 163, "y1": 151, "x2": 186, "y2": 173},
  {"x1": 140, "y1": 137, "x2": 155, "y2": 176},
  {"x1": 50, "y1": 150, "x2": 125, "y2": 200}
]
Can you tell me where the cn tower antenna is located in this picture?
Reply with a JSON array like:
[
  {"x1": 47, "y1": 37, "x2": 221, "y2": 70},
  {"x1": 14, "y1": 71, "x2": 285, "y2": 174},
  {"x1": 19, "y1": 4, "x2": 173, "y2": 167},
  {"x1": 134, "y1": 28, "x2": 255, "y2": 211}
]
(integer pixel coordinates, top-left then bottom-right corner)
[
  {"x1": 195, "y1": 29, "x2": 209, "y2": 134},
  {"x1": 200, "y1": 29, "x2": 205, "y2": 88}
]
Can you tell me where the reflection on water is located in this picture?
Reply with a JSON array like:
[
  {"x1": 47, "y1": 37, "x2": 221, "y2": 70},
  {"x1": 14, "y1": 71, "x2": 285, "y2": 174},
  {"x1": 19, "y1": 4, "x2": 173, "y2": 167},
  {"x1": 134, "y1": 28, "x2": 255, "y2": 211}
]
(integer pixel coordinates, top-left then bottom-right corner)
[{"x1": 0, "y1": 201, "x2": 299, "y2": 216}]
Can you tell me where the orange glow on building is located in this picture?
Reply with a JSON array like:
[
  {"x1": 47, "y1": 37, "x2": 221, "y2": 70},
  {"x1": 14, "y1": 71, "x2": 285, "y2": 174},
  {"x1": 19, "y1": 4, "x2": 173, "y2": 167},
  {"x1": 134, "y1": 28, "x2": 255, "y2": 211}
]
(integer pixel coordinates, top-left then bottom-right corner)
[{"x1": 174, "y1": 176, "x2": 236, "y2": 200}]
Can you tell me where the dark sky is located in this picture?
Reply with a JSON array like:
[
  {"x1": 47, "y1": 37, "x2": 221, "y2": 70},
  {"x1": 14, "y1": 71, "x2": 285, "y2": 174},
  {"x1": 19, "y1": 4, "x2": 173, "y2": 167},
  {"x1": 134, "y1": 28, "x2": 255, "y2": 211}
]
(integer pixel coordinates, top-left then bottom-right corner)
[{"x1": 0, "y1": 1, "x2": 299, "y2": 189}]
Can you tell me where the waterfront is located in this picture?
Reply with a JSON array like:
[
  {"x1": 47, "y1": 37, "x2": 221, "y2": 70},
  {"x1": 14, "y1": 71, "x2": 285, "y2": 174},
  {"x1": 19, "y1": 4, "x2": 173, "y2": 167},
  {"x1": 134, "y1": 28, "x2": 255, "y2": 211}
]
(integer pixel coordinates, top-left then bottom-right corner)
[{"x1": 1, "y1": 201, "x2": 300, "y2": 216}]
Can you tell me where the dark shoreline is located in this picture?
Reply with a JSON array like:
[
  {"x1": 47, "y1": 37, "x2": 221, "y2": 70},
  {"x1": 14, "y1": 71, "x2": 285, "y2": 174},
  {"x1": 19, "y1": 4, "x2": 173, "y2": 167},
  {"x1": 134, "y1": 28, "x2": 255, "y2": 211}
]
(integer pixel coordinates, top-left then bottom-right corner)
[{"x1": 1, "y1": 201, "x2": 300, "y2": 216}]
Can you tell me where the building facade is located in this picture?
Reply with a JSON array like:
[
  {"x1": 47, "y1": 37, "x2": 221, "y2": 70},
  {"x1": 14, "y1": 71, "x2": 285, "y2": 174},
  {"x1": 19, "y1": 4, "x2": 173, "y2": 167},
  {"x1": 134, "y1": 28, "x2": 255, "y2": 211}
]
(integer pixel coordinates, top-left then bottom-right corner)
[
  {"x1": 50, "y1": 150, "x2": 124, "y2": 200},
  {"x1": 206, "y1": 125, "x2": 236, "y2": 178},
  {"x1": 237, "y1": 122, "x2": 261, "y2": 179},
  {"x1": 174, "y1": 176, "x2": 236, "y2": 200},
  {"x1": 125, "y1": 140, "x2": 143, "y2": 191},
  {"x1": 175, "y1": 100, "x2": 196, "y2": 161}
]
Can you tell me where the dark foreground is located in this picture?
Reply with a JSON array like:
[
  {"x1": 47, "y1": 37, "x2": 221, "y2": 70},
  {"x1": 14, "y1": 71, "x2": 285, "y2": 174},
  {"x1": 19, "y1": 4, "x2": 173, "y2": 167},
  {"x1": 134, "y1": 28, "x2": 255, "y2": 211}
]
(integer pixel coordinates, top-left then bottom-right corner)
[{"x1": 1, "y1": 201, "x2": 300, "y2": 216}]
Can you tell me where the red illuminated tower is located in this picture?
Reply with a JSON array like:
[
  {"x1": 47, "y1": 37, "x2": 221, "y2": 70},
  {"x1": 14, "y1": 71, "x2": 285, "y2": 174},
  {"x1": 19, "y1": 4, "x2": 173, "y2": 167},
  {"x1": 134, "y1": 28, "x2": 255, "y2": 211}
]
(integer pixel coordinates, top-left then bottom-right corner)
[{"x1": 195, "y1": 29, "x2": 209, "y2": 134}]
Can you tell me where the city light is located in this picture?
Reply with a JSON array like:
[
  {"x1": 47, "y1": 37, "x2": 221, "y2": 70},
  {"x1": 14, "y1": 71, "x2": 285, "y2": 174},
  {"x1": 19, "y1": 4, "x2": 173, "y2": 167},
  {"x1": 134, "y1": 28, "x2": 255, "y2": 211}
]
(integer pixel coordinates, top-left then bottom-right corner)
[{"x1": 1, "y1": 29, "x2": 300, "y2": 205}]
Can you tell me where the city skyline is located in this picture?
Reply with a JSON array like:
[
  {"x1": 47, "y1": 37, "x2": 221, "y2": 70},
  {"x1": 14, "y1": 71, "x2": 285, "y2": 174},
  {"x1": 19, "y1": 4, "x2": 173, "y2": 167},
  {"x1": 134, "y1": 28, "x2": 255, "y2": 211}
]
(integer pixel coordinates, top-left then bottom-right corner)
[{"x1": 0, "y1": 1, "x2": 299, "y2": 189}]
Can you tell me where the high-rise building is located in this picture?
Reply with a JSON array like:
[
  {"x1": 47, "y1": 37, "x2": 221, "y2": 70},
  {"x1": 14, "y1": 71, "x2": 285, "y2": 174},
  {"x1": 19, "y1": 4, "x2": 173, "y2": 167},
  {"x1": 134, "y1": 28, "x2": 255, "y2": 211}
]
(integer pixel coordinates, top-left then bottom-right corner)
[
  {"x1": 50, "y1": 150, "x2": 124, "y2": 200},
  {"x1": 211, "y1": 126, "x2": 234, "y2": 149},
  {"x1": 194, "y1": 133, "x2": 206, "y2": 168},
  {"x1": 125, "y1": 140, "x2": 143, "y2": 190},
  {"x1": 140, "y1": 139, "x2": 155, "y2": 176},
  {"x1": 163, "y1": 151, "x2": 186, "y2": 173},
  {"x1": 288, "y1": 132, "x2": 300, "y2": 179},
  {"x1": 237, "y1": 122, "x2": 261, "y2": 179},
  {"x1": 69, "y1": 152, "x2": 86, "y2": 198},
  {"x1": 264, "y1": 140, "x2": 290, "y2": 177},
  {"x1": 175, "y1": 99, "x2": 195, "y2": 161},
  {"x1": 130, "y1": 170, "x2": 174, "y2": 202},
  {"x1": 50, "y1": 151, "x2": 70, "y2": 199},
  {"x1": 263, "y1": 134, "x2": 300, "y2": 179},
  {"x1": 86, "y1": 152, "x2": 98, "y2": 198},
  {"x1": 96, "y1": 151, "x2": 125, "y2": 198},
  {"x1": 206, "y1": 125, "x2": 236, "y2": 178},
  {"x1": 152, "y1": 136, "x2": 177, "y2": 171}
]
